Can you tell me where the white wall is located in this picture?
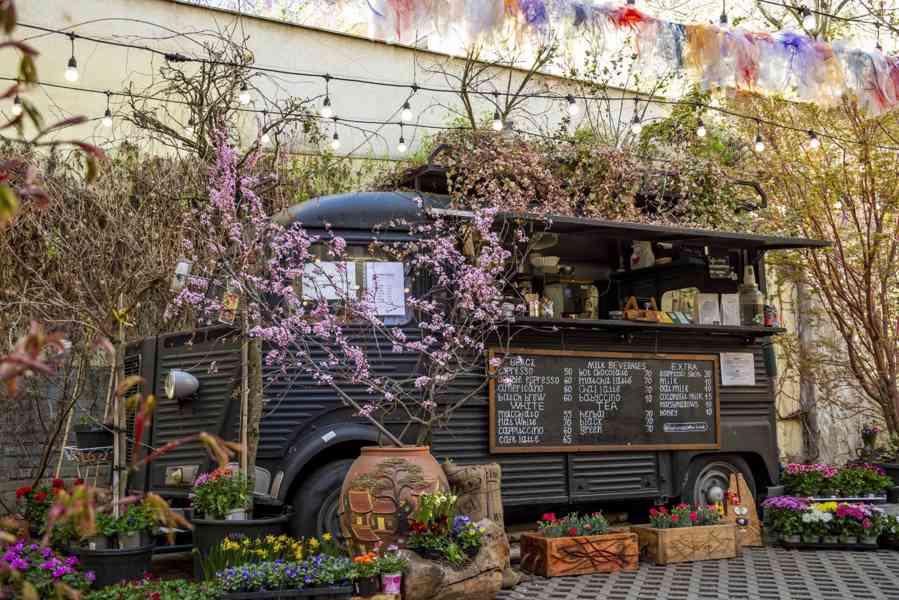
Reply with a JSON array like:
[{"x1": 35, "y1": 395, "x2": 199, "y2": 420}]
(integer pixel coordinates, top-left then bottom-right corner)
[{"x1": 12, "y1": 0, "x2": 651, "y2": 159}]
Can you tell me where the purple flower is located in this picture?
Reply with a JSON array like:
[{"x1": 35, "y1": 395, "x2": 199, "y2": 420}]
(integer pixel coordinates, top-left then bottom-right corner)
[
  {"x1": 52, "y1": 566, "x2": 70, "y2": 578},
  {"x1": 9, "y1": 557, "x2": 28, "y2": 571},
  {"x1": 761, "y1": 496, "x2": 809, "y2": 510},
  {"x1": 85, "y1": 571, "x2": 96, "y2": 583}
]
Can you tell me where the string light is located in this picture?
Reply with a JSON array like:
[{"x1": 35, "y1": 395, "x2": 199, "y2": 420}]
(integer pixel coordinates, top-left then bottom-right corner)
[
  {"x1": 397, "y1": 124, "x2": 407, "y2": 154},
  {"x1": 807, "y1": 130, "x2": 821, "y2": 150},
  {"x1": 238, "y1": 82, "x2": 251, "y2": 106},
  {"x1": 101, "y1": 91, "x2": 113, "y2": 127},
  {"x1": 492, "y1": 92, "x2": 503, "y2": 131},
  {"x1": 630, "y1": 98, "x2": 643, "y2": 135},
  {"x1": 321, "y1": 75, "x2": 334, "y2": 119},
  {"x1": 401, "y1": 86, "x2": 416, "y2": 122},
  {"x1": 185, "y1": 115, "x2": 195, "y2": 136},
  {"x1": 330, "y1": 117, "x2": 341, "y2": 151},
  {"x1": 696, "y1": 118, "x2": 707, "y2": 138},
  {"x1": 754, "y1": 121, "x2": 766, "y2": 153},
  {"x1": 11, "y1": 94, "x2": 22, "y2": 117},
  {"x1": 719, "y1": 0, "x2": 728, "y2": 25},
  {"x1": 566, "y1": 94, "x2": 580, "y2": 117},
  {"x1": 800, "y1": 5, "x2": 816, "y2": 30},
  {"x1": 65, "y1": 33, "x2": 79, "y2": 82},
  {"x1": 260, "y1": 110, "x2": 270, "y2": 145}
]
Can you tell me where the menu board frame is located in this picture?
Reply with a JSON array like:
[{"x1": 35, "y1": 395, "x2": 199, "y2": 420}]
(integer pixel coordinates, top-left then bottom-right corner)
[{"x1": 487, "y1": 347, "x2": 721, "y2": 454}]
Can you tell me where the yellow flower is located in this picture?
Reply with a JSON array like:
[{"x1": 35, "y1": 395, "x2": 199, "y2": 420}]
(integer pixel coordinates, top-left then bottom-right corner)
[
  {"x1": 813, "y1": 501, "x2": 838, "y2": 512},
  {"x1": 241, "y1": 538, "x2": 250, "y2": 546},
  {"x1": 322, "y1": 533, "x2": 332, "y2": 541},
  {"x1": 309, "y1": 538, "x2": 320, "y2": 548}
]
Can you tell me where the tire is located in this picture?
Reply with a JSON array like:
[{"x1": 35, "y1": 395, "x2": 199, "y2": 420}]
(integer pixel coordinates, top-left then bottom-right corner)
[
  {"x1": 288, "y1": 458, "x2": 354, "y2": 539},
  {"x1": 681, "y1": 454, "x2": 756, "y2": 506}
]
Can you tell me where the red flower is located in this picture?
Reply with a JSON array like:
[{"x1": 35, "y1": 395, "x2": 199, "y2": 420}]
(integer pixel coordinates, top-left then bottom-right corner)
[
  {"x1": 541, "y1": 512, "x2": 556, "y2": 523},
  {"x1": 150, "y1": 592, "x2": 161, "y2": 600},
  {"x1": 649, "y1": 508, "x2": 657, "y2": 517},
  {"x1": 567, "y1": 527, "x2": 579, "y2": 537},
  {"x1": 74, "y1": 478, "x2": 85, "y2": 486},
  {"x1": 659, "y1": 506, "x2": 668, "y2": 513},
  {"x1": 689, "y1": 511, "x2": 698, "y2": 522},
  {"x1": 15, "y1": 486, "x2": 32, "y2": 498},
  {"x1": 34, "y1": 491, "x2": 47, "y2": 502},
  {"x1": 676, "y1": 503, "x2": 689, "y2": 510},
  {"x1": 51, "y1": 478, "x2": 65, "y2": 489},
  {"x1": 671, "y1": 514, "x2": 680, "y2": 523}
]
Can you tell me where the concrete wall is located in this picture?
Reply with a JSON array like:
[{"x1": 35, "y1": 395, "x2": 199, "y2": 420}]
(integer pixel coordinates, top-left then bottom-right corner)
[{"x1": 12, "y1": 0, "x2": 651, "y2": 159}]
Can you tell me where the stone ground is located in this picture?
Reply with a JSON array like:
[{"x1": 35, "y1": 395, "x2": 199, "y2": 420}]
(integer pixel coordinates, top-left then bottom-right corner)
[{"x1": 498, "y1": 547, "x2": 899, "y2": 600}]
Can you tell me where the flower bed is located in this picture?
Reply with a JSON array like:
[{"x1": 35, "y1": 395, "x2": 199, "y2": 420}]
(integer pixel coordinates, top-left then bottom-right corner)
[
  {"x1": 761, "y1": 496, "x2": 886, "y2": 547},
  {"x1": 781, "y1": 463, "x2": 892, "y2": 499},
  {"x1": 633, "y1": 504, "x2": 737, "y2": 565},
  {"x1": 84, "y1": 577, "x2": 219, "y2": 600},
  {"x1": 520, "y1": 512, "x2": 638, "y2": 577},
  {"x1": 1, "y1": 540, "x2": 95, "y2": 598},
  {"x1": 406, "y1": 492, "x2": 485, "y2": 566}
]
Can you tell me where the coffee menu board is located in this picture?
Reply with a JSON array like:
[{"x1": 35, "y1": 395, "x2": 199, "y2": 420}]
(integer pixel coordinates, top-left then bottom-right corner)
[{"x1": 488, "y1": 349, "x2": 720, "y2": 453}]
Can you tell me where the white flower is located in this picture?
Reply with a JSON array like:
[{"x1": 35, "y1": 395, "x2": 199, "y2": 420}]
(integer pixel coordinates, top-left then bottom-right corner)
[
  {"x1": 802, "y1": 513, "x2": 812, "y2": 523},
  {"x1": 822, "y1": 513, "x2": 833, "y2": 523}
]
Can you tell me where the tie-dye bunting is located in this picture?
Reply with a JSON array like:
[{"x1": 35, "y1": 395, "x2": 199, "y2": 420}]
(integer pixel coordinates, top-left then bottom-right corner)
[{"x1": 365, "y1": 0, "x2": 899, "y2": 117}]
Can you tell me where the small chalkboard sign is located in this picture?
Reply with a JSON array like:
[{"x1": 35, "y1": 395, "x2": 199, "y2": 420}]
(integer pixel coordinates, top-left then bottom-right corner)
[{"x1": 488, "y1": 348, "x2": 720, "y2": 453}]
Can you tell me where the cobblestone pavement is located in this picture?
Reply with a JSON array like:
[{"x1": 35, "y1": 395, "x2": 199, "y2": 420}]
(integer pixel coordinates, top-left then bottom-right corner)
[{"x1": 499, "y1": 547, "x2": 899, "y2": 600}]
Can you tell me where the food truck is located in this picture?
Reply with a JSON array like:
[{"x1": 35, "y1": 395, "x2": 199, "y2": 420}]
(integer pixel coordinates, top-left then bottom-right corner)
[{"x1": 124, "y1": 168, "x2": 827, "y2": 539}]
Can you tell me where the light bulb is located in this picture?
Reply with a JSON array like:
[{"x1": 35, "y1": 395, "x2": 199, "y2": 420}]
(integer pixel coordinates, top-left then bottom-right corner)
[
  {"x1": 492, "y1": 110, "x2": 503, "y2": 131},
  {"x1": 696, "y1": 120, "x2": 707, "y2": 138},
  {"x1": 397, "y1": 136, "x2": 407, "y2": 154},
  {"x1": 801, "y1": 6, "x2": 816, "y2": 30},
  {"x1": 65, "y1": 57, "x2": 79, "y2": 82},
  {"x1": 186, "y1": 117, "x2": 195, "y2": 136},
  {"x1": 102, "y1": 108, "x2": 113, "y2": 128},
  {"x1": 808, "y1": 132, "x2": 821, "y2": 150},
  {"x1": 631, "y1": 117, "x2": 643, "y2": 135},
  {"x1": 261, "y1": 132, "x2": 271, "y2": 145},
  {"x1": 321, "y1": 96, "x2": 333, "y2": 119},
  {"x1": 331, "y1": 132, "x2": 340, "y2": 151},
  {"x1": 401, "y1": 100, "x2": 413, "y2": 122},
  {"x1": 566, "y1": 95, "x2": 580, "y2": 117},
  {"x1": 754, "y1": 134, "x2": 765, "y2": 153},
  {"x1": 11, "y1": 95, "x2": 22, "y2": 117},
  {"x1": 238, "y1": 83, "x2": 251, "y2": 106}
]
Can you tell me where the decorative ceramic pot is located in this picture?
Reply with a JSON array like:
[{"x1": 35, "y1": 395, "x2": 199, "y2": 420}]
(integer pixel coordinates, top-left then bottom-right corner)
[
  {"x1": 381, "y1": 573, "x2": 402, "y2": 595},
  {"x1": 339, "y1": 446, "x2": 448, "y2": 555}
]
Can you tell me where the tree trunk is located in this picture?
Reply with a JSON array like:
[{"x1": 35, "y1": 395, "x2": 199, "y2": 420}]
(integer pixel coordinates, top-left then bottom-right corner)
[
  {"x1": 246, "y1": 338, "x2": 264, "y2": 489},
  {"x1": 796, "y1": 278, "x2": 820, "y2": 461}
]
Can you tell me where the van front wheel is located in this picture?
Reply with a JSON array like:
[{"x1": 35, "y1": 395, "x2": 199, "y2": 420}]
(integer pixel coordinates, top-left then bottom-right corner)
[
  {"x1": 682, "y1": 454, "x2": 756, "y2": 506},
  {"x1": 288, "y1": 459, "x2": 353, "y2": 539}
]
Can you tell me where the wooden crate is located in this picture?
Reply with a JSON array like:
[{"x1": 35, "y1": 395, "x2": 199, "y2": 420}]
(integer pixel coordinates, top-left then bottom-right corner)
[
  {"x1": 519, "y1": 531, "x2": 639, "y2": 577},
  {"x1": 633, "y1": 523, "x2": 738, "y2": 565}
]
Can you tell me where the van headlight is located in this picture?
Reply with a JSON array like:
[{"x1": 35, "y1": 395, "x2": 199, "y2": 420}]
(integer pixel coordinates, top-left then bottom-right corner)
[{"x1": 164, "y1": 370, "x2": 199, "y2": 399}]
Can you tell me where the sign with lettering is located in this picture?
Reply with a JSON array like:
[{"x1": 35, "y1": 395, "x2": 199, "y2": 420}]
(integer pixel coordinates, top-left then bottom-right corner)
[{"x1": 488, "y1": 349, "x2": 720, "y2": 453}]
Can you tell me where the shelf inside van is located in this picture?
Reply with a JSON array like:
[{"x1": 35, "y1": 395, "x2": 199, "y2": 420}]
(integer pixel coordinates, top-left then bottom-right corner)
[{"x1": 514, "y1": 317, "x2": 784, "y2": 337}]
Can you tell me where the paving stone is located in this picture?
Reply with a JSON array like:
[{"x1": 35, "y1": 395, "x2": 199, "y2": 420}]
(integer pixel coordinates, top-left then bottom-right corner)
[{"x1": 499, "y1": 548, "x2": 899, "y2": 600}]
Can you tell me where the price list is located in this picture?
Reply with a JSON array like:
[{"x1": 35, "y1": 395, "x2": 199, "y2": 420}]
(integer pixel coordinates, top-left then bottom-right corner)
[{"x1": 490, "y1": 350, "x2": 719, "y2": 453}]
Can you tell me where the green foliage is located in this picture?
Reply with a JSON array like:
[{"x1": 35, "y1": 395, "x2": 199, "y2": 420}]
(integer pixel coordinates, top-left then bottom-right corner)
[
  {"x1": 190, "y1": 468, "x2": 251, "y2": 520},
  {"x1": 84, "y1": 578, "x2": 219, "y2": 600},
  {"x1": 537, "y1": 512, "x2": 610, "y2": 538}
]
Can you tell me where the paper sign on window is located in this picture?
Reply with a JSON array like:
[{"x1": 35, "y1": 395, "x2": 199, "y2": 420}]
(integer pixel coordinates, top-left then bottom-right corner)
[
  {"x1": 302, "y1": 261, "x2": 356, "y2": 302},
  {"x1": 720, "y1": 352, "x2": 756, "y2": 386},
  {"x1": 365, "y1": 262, "x2": 406, "y2": 317}
]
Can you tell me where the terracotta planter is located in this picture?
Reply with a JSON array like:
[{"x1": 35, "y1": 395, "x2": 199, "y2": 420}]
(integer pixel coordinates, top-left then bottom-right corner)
[
  {"x1": 519, "y1": 531, "x2": 639, "y2": 577},
  {"x1": 339, "y1": 446, "x2": 448, "y2": 554},
  {"x1": 633, "y1": 523, "x2": 738, "y2": 565}
]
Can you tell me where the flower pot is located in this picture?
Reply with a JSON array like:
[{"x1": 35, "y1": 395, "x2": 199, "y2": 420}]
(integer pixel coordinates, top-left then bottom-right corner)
[
  {"x1": 783, "y1": 534, "x2": 801, "y2": 544},
  {"x1": 839, "y1": 534, "x2": 858, "y2": 545},
  {"x1": 118, "y1": 531, "x2": 152, "y2": 550},
  {"x1": 192, "y1": 514, "x2": 289, "y2": 579},
  {"x1": 84, "y1": 535, "x2": 111, "y2": 550},
  {"x1": 381, "y1": 573, "x2": 402, "y2": 595},
  {"x1": 339, "y1": 446, "x2": 449, "y2": 555},
  {"x1": 520, "y1": 531, "x2": 639, "y2": 576},
  {"x1": 822, "y1": 536, "x2": 838, "y2": 544},
  {"x1": 354, "y1": 575, "x2": 380, "y2": 596},
  {"x1": 226, "y1": 508, "x2": 249, "y2": 521},
  {"x1": 633, "y1": 524, "x2": 737, "y2": 565},
  {"x1": 861, "y1": 535, "x2": 879, "y2": 546},
  {"x1": 762, "y1": 530, "x2": 779, "y2": 546},
  {"x1": 73, "y1": 544, "x2": 154, "y2": 589},
  {"x1": 73, "y1": 424, "x2": 113, "y2": 449},
  {"x1": 801, "y1": 534, "x2": 820, "y2": 544}
]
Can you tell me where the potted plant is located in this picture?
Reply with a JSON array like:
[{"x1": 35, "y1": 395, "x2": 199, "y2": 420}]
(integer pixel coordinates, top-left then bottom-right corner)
[
  {"x1": 405, "y1": 492, "x2": 484, "y2": 567},
  {"x1": 800, "y1": 507, "x2": 827, "y2": 544},
  {"x1": 0, "y1": 539, "x2": 96, "y2": 597},
  {"x1": 835, "y1": 503, "x2": 866, "y2": 544},
  {"x1": 216, "y1": 555, "x2": 355, "y2": 599},
  {"x1": 812, "y1": 502, "x2": 840, "y2": 544},
  {"x1": 761, "y1": 496, "x2": 808, "y2": 544},
  {"x1": 520, "y1": 512, "x2": 638, "y2": 576},
  {"x1": 73, "y1": 418, "x2": 114, "y2": 450},
  {"x1": 352, "y1": 552, "x2": 380, "y2": 596},
  {"x1": 633, "y1": 504, "x2": 736, "y2": 565},
  {"x1": 117, "y1": 502, "x2": 157, "y2": 549},
  {"x1": 860, "y1": 512, "x2": 884, "y2": 545},
  {"x1": 375, "y1": 545, "x2": 408, "y2": 595}
]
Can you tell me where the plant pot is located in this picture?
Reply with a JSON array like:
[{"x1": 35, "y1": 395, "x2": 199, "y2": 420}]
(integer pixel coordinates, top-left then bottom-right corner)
[
  {"x1": 192, "y1": 514, "x2": 289, "y2": 579},
  {"x1": 822, "y1": 536, "x2": 838, "y2": 544},
  {"x1": 633, "y1": 524, "x2": 737, "y2": 565},
  {"x1": 84, "y1": 535, "x2": 111, "y2": 550},
  {"x1": 801, "y1": 534, "x2": 820, "y2": 544},
  {"x1": 381, "y1": 573, "x2": 402, "y2": 595},
  {"x1": 339, "y1": 446, "x2": 449, "y2": 555},
  {"x1": 861, "y1": 535, "x2": 879, "y2": 545},
  {"x1": 839, "y1": 535, "x2": 858, "y2": 544},
  {"x1": 119, "y1": 531, "x2": 152, "y2": 550},
  {"x1": 73, "y1": 424, "x2": 114, "y2": 449},
  {"x1": 783, "y1": 534, "x2": 801, "y2": 544},
  {"x1": 73, "y1": 544, "x2": 154, "y2": 588},
  {"x1": 354, "y1": 575, "x2": 380, "y2": 596},
  {"x1": 520, "y1": 531, "x2": 639, "y2": 576},
  {"x1": 762, "y1": 530, "x2": 779, "y2": 546},
  {"x1": 226, "y1": 508, "x2": 249, "y2": 521}
]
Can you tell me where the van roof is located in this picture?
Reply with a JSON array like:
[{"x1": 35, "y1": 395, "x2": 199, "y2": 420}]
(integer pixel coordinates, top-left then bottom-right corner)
[{"x1": 277, "y1": 191, "x2": 829, "y2": 251}]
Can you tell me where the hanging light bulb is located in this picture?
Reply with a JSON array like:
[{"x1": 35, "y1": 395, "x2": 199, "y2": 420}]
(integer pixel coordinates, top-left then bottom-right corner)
[
  {"x1": 11, "y1": 94, "x2": 22, "y2": 117},
  {"x1": 696, "y1": 119, "x2": 707, "y2": 138},
  {"x1": 321, "y1": 75, "x2": 333, "y2": 119},
  {"x1": 259, "y1": 110, "x2": 270, "y2": 145},
  {"x1": 631, "y1": 115, "x2": 643, "y2": 135},
  {"x1": 719, "y1": 0, "x2": 728, "y2": 25},
  {"x1": 566, "y1": 94, "x2": 580, "y2": 117},
  {"x1": 754, "y1": 132, "x2": 766, "y2": 153},
  {"x1": 101, "y1": 92, "x2": 113, "y2": 128},
  {"x1": 238, "y1": 82, "x2": 251, "y2": 106},
  {"x1": 807, "y1": 130, "x2": 821, "y2": 150},
  {"x1": 65, "y1": 34, "x2": 79, "y2": 82},
  {"x1": 261, "y1": 131, "x2": 271, "y2": 145},
  {"x1": 401, "y1": 100, "x2": 413, "y2": 122},
  {"x1": 397, "y1": 136, "x2": 407, "y2": 154},
  {"x1": 331, "y1": 131, "x2": 340, "y2": 151},
  {"x1": 492, "y1": 109, "x2": 503, "y2": 131},
  {"x1": 185, "y1": 115, "x2": 196, "y2": 136},
  {"x1": 800, "y1": 6, "x2": 816, "y2": 30}
]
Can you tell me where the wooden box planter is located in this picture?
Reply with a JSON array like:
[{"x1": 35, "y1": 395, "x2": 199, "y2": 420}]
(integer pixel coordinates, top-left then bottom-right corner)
[
  {"x1": 219, "y1": 586, "x2": 353, "y2": 600},
  {"x1": 519, "y1": 531, "x2": 639, "y2": 577},
  {"x1": 633, "y1": 523, "x2": 738, "y2": 565}
]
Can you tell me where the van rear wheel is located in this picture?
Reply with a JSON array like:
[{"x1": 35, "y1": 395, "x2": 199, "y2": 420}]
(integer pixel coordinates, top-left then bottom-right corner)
[
  {"x1": 682, "y1": 454, "x2": 755, "y2": 506},
  {"x1": 288, "y1": 459, "x2": 353, "y2": 539}
]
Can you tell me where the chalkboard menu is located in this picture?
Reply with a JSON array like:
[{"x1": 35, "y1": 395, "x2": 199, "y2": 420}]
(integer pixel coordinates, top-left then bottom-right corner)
[{"x1": 488, "y1": 349, "x2": 720, "y2": 453}]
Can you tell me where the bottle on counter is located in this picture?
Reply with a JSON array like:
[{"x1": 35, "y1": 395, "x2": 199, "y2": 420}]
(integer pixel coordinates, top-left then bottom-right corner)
[{"x1": 739, "y1": 266, "x2": 765, "y2": 326}]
